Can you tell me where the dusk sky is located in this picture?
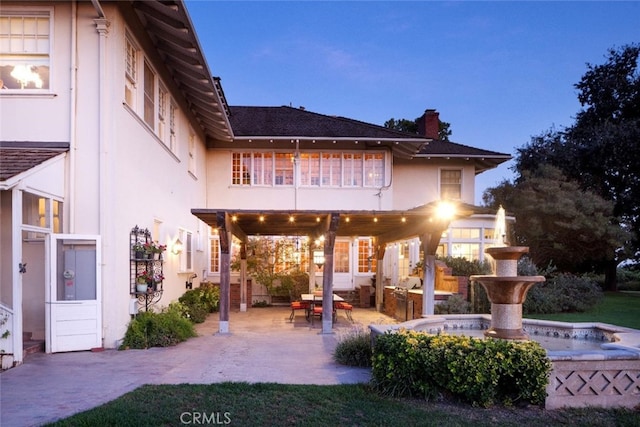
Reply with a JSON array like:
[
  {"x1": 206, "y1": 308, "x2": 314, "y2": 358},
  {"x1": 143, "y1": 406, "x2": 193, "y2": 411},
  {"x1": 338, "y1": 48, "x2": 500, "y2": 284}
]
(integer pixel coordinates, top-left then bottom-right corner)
[{"x1": 185, "y1": 1, "x2": 640, "y2": 204}]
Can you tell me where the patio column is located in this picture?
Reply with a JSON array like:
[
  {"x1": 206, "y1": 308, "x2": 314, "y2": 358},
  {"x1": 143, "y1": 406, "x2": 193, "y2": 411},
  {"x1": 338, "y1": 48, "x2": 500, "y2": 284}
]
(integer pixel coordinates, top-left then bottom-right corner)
[
  {"x1": 239, "y1": 241, "x2": 247, "y2": 312},
  {"x1": 373, "y1": 238, "x2": 386, "y2": 312},
  {"x1": 420, "y1": 232, "x2": 441, "y2": 316},
  {"x1": 321, "y1": 213, "x2": 339, "y2": 334},
  {"x1": 217, "y1": 212, "x2": 231, "y2": 333}
]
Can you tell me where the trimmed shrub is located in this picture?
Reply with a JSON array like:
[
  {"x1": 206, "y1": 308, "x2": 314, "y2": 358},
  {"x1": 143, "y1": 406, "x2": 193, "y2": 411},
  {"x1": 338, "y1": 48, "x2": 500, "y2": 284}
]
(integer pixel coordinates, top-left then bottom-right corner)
[
  {"x1": 120, "y1": 307, "x2": 196, "y2": 350},
  {"x1": 333, "y1": 325, "x2": 372, "y2": 367},
  {"x1": 371, "y1": 330, "x2": 552, "y2": 407}
]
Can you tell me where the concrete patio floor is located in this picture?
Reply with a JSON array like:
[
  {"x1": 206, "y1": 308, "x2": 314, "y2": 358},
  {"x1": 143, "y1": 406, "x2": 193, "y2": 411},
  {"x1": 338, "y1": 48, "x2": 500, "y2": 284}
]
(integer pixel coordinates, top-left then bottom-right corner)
[{"x1": 0, "y1": 306, "x2": 396, "y2": 426}]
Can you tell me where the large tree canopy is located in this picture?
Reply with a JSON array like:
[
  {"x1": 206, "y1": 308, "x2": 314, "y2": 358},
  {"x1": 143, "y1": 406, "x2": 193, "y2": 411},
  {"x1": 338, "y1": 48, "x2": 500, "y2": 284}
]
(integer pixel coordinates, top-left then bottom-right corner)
[
  {"x1": 384, "y1": 117, "x2": 452, "y2": 141},
  {"x1": 486, "y1": 44, "x2": 640, "y2": 289}
]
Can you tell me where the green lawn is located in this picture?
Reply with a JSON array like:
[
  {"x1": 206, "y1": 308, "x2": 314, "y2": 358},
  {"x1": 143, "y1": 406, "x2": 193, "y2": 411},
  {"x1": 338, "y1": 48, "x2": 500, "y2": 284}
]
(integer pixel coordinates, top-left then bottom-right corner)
[
  {"x1": 47, "y1": 292, "x2": 640, "y2": 426},
  {"x1": 46, "y1": 383, "x2": 639, "y2": 427},
  {"x1": 526, "y1": 291, "x2": 640, "y2": 329}
]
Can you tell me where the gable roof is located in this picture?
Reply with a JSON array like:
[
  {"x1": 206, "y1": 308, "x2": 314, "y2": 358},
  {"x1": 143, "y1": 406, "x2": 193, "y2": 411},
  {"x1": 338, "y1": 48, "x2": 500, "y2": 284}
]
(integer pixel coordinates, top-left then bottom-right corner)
[
  {"x1": 417, "y1": 139, "x2": 512, "y2": 174},
  {"x1": 0, "y1": 141, "x2": 68, "y2": 182}
]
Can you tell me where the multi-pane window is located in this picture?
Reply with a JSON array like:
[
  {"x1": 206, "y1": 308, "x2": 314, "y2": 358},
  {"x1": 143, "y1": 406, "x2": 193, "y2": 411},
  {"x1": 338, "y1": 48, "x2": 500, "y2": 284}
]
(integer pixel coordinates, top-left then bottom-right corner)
[
  {"x1": 364, "y1": 153, "x2": 384, "y2": 187},
  {"x1": 169, "y1": 101, "x2": 177, "y2": 152},
  {"x1": 231, "y1": 151, "x2": 385, "y2": 188},
  {"x1": 299, "y1": 153, "x2": 320, "y2": 186},
  {"x1": 158, "y1": 83, "x2": 167, "y2": 142},
  {"x1": 0, "y1": 11, "x2": 51, "y2": 90},
  {"x1": 357, "y1": 238, "x2": 376, "y2": 273},
  {"x1": 143, "y1": 61, "x2": 155, "y2": 128},
  {"x1": 451, "y1": 243, "x2": 480, "y2": 261},
  {"x1": 179, "y1": 229, "x2": 193, "y2": 271},
  {"x1": 209, "y1": 233, "x2": 220, "y2": 273},
  {"x1": 124, "y1": 34, "x2": 137, "y2": 106},
  {"x1": 440, "y1": 169, "x2": 462, "y2": 200},
  {"x1": 343, "y1": 153, "x2": 363, "y2": 187},
  {"x1": 334, "y1": 241, "x2": 350, "y2": 273},
  {"x1": 451, "y1": 228, "x2": 480, "y2": 239},
  {"x1": 322, "y1": 153, "x2": 341, "y2": 186},
  {"x1": 188, "y1": 131, "x2": 196, "y2": 176},
  {"x1": 274, "y1": 153, "x2": 294, "y2": 185}
]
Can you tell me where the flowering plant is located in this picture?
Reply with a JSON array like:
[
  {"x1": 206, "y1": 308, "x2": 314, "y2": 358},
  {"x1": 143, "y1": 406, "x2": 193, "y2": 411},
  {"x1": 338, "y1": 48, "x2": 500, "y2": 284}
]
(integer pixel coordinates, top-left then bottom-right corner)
[
  {"x1": 143, "y1": 241, "x2": 167, "y2": 254},
  {"x1": 136, "y1": 271, "x2": 164, "y2": 284},
  {"x1": 132, "y1": 242, "x2": 146, "y2": 253}
]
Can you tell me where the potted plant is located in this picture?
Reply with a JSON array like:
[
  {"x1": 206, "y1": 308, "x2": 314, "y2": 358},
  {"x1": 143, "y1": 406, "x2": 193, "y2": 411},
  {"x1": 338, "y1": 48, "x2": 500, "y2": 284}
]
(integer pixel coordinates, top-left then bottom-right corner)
[
  {"x1": 136, "y1": 271, "x2": 153, "y2": 292},
  {"x1": 132, "y1": 242, "x2": 146, "y2": 259},
  {"x1": 152, "y1": 242, "x2": 167, "y2": 260}
]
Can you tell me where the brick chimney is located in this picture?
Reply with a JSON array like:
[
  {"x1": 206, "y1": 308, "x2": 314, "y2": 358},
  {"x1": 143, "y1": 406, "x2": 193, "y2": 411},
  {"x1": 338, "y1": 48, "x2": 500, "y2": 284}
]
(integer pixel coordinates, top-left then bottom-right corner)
[{"x1": 416, "y1": 109, "x2": 440, "y2": 140}]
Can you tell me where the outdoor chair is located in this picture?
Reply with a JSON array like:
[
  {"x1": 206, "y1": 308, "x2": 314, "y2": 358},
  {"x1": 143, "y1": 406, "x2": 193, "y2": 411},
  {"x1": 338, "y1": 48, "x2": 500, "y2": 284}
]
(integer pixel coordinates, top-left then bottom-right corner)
[
  {"x1": 289, "y1": 301, "x2": 310, "y2": 322},
  {"x1": 311, "y1": 304, "x2": 337, "y2": 326},
  {"x1": 334, "y1": 301, "x2": 353, "y2": 322}
]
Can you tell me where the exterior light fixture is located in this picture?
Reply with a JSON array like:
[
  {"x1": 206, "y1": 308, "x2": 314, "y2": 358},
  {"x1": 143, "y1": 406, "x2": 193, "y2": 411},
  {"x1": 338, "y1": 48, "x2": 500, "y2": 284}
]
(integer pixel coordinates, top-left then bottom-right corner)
[
  {"x1": 436, "y1": 201, "x2": 456, "y2": 220},
  {"x1": 313, "y1": 249, "x2": 325, "y2": 268},
  {"x1": 172, "y1": 238, "x2": 183, "y2": 255}
]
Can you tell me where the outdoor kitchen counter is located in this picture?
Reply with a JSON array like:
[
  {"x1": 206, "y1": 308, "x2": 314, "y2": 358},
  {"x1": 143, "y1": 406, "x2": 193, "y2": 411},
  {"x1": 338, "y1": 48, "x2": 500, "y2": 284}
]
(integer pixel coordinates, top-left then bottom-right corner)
[{"x1": 384, "y1": 287, "x2": 454, "y2": 320}]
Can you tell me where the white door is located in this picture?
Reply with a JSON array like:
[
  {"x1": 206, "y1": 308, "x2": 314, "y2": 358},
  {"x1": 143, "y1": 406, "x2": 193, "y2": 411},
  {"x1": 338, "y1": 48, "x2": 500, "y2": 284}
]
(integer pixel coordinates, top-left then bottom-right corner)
[
  {"x1": 332, "y1": 240, "x2": 352, "y2": 289},
  {"x1": 46, "y1": 234, "x2": 102, "y2": 353}
]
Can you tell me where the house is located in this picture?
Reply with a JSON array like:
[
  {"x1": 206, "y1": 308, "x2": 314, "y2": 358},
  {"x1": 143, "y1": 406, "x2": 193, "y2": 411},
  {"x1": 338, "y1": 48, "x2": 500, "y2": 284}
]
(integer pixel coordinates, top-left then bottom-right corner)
[{"x1": 0, "y1": 0, "x2": 510, "y2": 368}]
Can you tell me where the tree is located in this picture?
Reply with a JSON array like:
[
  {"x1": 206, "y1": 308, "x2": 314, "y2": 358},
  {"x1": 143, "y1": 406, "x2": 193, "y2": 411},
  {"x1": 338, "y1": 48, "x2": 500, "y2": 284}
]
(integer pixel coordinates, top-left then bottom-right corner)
[
  {"x1": 510, "y1": 44, "x2": 640, "y2": 289},
  {"x1": 384, "y1": 117, "x2": 452, "y2": 141},
  {"x1": 484, "y1": 165, "x2": 628, "y2": 273}
]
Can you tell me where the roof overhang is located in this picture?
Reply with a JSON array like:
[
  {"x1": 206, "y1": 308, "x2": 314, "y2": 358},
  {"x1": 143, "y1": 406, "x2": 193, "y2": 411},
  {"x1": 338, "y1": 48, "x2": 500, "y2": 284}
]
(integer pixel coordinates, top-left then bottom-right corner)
[
  {"x1": 128, "y1": 0, "x2": 234, "y2": 144},
  {"x1": 414, "y1": 153, "x2": 512, "y2": 174},
  {"x1": 192, "y1": 201, "x2": 491, "y2": 245}
]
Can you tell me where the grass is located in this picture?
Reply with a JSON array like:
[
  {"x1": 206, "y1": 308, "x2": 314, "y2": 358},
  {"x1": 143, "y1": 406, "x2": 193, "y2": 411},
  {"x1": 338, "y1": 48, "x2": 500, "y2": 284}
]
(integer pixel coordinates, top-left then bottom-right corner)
[
  {"x1": 527, "y1": 291, "x2": 640, "y2": 329},
  {"x1": 46, "y1": 383, "x2": 639, "y2": 427},
  {"x1": 47, "y1": 292, "x2": 640, "y2": 426}
]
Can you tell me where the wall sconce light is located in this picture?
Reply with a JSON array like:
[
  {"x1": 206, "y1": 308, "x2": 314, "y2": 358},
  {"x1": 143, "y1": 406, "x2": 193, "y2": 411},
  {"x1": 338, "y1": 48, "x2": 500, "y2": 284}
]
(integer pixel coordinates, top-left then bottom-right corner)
[
  {"x1": 313, "y1": 249, "x2": 325, "y2": 268},
  {"x1": 172, "y1": 238, "x2": 183, "y2": 255}
]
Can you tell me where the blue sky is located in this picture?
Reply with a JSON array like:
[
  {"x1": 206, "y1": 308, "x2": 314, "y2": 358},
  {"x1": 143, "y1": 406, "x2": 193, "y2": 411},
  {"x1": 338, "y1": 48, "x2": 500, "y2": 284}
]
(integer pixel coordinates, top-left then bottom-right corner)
[{"x1": 185, "y1": 1, "x2": 640, "y2": 204}]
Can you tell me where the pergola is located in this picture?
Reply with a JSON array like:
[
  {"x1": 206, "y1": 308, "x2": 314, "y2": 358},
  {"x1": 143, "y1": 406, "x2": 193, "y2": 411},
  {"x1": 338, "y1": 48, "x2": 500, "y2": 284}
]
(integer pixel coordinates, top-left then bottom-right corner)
[{"x1": 192, "y1": 201, "x2": 489, "y2": 334}]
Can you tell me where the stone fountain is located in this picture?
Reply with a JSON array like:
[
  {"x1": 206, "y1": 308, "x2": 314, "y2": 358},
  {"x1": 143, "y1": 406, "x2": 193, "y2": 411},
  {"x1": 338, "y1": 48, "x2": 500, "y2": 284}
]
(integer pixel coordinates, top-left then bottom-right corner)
[{"x1": 471, "y1": 246, "x2": 545, "y2": 340}]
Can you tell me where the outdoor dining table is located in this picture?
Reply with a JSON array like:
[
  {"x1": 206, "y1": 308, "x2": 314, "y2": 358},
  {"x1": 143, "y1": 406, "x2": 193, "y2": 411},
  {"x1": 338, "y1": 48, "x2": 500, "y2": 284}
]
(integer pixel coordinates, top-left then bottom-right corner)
[{"x1": 300, "y1": 293, "x2": 344, "y2": 323}]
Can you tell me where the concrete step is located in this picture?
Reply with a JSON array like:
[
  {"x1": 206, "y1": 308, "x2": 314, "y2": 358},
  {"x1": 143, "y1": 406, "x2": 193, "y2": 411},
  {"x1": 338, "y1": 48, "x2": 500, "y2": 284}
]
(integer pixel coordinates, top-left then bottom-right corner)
[{"x1": 24, "y1": 339, "x2": 44, "y2": 356}]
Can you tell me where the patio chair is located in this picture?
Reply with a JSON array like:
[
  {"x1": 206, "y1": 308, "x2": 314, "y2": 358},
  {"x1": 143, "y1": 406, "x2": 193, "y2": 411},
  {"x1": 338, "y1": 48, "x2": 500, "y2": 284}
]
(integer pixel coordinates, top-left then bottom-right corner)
[
  {"x1": 289, "y1": 301, "x2": 310, "y2": 322},
  {"x1": 334, "y1": 301, "x2": 353, "y2": 322},
  {"x1": 311, "y1": 304, "x2": 337, "y2": 326}
]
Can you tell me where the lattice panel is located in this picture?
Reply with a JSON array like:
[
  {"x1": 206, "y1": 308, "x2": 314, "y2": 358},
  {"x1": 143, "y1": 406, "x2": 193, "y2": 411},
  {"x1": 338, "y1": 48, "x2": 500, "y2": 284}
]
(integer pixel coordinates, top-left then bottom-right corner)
[{"x1": 553, "y1": 369, "x2": 640, "y2": 396}]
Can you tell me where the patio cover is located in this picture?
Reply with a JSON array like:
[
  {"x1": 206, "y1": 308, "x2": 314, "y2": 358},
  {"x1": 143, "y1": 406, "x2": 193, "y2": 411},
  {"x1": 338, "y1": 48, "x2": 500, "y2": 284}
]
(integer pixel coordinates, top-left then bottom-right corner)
[{"x1": 192, "y1": 201, "x2": 491, "y2": 334}]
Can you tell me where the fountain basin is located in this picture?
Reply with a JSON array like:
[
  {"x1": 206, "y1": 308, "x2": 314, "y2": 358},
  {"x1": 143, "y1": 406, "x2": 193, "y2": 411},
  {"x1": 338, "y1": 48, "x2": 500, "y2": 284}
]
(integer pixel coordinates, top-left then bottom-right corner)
[
  {"x1": 370, "y1": 315, "x2": 640, "y2": 409},
  {"x1": 469, "y1": 276, "x2": 544, "y2": 304}
]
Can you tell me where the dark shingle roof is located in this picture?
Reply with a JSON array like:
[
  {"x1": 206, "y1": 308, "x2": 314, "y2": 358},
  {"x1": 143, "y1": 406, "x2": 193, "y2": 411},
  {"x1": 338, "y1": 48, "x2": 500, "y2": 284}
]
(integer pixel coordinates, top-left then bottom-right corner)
[{"x1": 0, "y1": 142, "x2": 68, "y2": 182}]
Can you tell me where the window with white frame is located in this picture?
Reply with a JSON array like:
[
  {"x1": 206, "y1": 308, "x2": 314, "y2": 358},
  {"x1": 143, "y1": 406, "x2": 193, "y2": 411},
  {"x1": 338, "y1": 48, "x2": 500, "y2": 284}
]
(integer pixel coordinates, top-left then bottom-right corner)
[
  {"x1": 169, "y1": 101, "x2": 177, "y2": 153},
  {"x1": 188, "y1": 131, "x2": 196, "y2": 176},
  {"x1": 158, "y1": 83, "x2": 167, "y2": 143},
  {"x1": 209, "y1": 231, "x2": 220, "y2": 273},
  {"x1": 334, "y1": 241, "x2": 350, "y2": 273},
  {"x1": 357, "y1": 238, "x2": 376, "y2": 273},
  {"x1": 179, "y1": 229, "x2": 193, "y2": 272},
  {"x1": 124, "y1": 33, "x2": 137, "y2": 107},
  {"x1": 231, "y1": 150, "x2": 386, "y2": 188},
  {"x1": 143, "y1": 61, "x2": 155, "y2": 129},
  {"x1": 440, "y1": 169, "x2": 462, "y2": 200},
  {"x1": 0, "y1": 10, "x2": 51, "y2": 91}
]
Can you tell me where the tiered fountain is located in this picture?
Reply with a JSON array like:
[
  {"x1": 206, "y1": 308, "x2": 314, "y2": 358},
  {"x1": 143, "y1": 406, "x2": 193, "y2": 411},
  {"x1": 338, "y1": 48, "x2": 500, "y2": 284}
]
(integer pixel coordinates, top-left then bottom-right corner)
[{"x1": 471, "y1": 246, "x2": 545, "y2": 340}]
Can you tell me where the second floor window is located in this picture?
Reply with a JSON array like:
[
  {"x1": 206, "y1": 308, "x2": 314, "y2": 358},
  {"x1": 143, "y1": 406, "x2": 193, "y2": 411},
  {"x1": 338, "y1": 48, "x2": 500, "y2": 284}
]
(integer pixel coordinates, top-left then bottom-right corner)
[
  {"x1": 440, "y1": 169, "x2": 462, "y2": 200},
  {"x1": 231, "y1": 150, "x2": 386, "y2": 188},
  {"x1": 0, "y1": 11, "x2": 51, "y2": 90}
]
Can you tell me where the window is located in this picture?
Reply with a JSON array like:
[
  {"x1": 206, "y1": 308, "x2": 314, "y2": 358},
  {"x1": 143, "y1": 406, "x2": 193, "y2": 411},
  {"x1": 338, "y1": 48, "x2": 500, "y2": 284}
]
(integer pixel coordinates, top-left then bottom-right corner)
[
  {"x1": 364, "y1": 153, "x2": 384, "y2": 187},
  {"x1": 158, "y1": 83, "x2": 167, "y2": 143},
  {"x1": 22, "y1": 192, "x2": 63, "y2": 232},
  {"x1": 440, "y1": 169, "x2": 462, "y2": 200},
  {"x1": 321, "y1": 153, "x2": 341, "y2": 186},
  {"x1": 274, "y1": 153, "x2": 293, "y2": 186},
  {"x1": 209, "y1": 231, "x2": 220, "y2": 273},
  {"x1": 451, "y1": 243, "x2": 481, "y2": 261},
  {"x1": 334, "y1": 241, "x2": 350, "y2": 273},
  {"x1": 357, "y1": 238, "x2": 376, "y2": 273},
  {"x1": 188, "y1": 131, "x2": 196, "y2": 176},
  {"x1": 451, "y1": 228, "x2": 480, "y2": 239},
  {"x1": 124, "y1": 33, "x2": 137, "y2": 106},
  {"x1": 230, "y1": 150, "x2": 386, "y2": 188},
  {"x1": 299, "y1": 153, "x2": 320, "y2": 186},
  {"x1": 179, "y1": 229, "x2": 193, "y2": 271},
  {"x1": 169, "y1": 101, "x2": 177, "y2": 152},
  {"x1": 343, "y1": 153, "x2": 363, "y2": 187},
  {"x1": 0, "y1": 11, "x2": 51, "y2": 90},
  {"x1": 143, "y1": 61, "x2": 155, "y2": 129}
]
